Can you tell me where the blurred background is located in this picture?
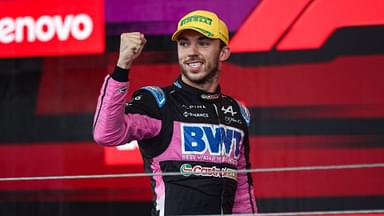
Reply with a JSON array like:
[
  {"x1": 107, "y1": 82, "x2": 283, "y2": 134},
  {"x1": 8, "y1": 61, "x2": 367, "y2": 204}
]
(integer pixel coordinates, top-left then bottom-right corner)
[{"x1": 1, "y1": 0, "x2": 384, "y2": 215}]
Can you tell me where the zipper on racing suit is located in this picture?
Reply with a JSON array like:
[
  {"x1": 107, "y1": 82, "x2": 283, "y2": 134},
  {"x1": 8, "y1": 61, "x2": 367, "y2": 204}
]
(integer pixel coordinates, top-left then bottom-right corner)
[{"x1": 213, "y1": 103, "x2": 225, "y2": 215}]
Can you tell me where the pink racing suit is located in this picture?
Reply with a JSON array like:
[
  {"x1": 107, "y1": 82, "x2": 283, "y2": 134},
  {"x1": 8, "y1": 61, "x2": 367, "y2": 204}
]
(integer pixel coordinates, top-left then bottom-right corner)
[{"x1": 93, "y1": 67, "x2": 257, "y2": 215}]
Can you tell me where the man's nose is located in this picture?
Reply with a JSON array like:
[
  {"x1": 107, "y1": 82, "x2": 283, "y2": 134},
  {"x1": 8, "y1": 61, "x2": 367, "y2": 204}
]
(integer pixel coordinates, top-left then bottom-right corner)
[{"x1": 187, "y1": 43, "x2": 199, "y2": 56}]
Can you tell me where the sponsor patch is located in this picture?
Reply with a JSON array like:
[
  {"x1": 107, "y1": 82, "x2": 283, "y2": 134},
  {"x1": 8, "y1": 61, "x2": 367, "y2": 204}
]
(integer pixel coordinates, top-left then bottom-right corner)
[
  {"x1": 180, "y1": 163, "x2": 237, "y2": 180},
  {"x1": 181, "y1": 123, "x2": 244, "y2": 160}
]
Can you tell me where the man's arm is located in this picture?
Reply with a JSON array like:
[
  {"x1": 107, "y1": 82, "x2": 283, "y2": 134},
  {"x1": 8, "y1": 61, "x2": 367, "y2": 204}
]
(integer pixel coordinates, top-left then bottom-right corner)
[
  {"x1": 232, "y1": 102, "x2": 257, "y2": 213},
  {"x1": 92, "y1": 32, "x2": 162, "y2": 146},
  {"x1": 92, "y1": 69, "x2": 162, "y2": 146},
  {"x1": 232, "y1": 136, "x2": 257, "y2": 213}
]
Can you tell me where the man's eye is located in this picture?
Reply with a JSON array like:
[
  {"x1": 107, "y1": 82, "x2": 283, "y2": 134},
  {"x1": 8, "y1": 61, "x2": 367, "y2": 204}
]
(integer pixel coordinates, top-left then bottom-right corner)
[
  {"x1": 179, "y1": 41, "x2": 188, "y2": 47},
  {"x1": 199, "y1": 41, "x2": 210, "y2": 46}
]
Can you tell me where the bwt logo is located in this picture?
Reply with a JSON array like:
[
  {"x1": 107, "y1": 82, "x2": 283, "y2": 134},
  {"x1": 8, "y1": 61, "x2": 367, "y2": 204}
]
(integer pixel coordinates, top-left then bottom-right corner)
[
  {"x1": 181, "y1": 123, "x2": 244, "y2": 159},
  {"x1": 0, "y1": 14, "x2": 93, "y2": 43}
]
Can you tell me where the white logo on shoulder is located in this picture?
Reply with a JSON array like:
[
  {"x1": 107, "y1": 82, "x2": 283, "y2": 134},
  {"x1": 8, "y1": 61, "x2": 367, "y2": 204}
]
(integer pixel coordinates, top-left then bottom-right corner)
[{"x1": 221, "y1": 106, "x2": 237, "y2": 116}]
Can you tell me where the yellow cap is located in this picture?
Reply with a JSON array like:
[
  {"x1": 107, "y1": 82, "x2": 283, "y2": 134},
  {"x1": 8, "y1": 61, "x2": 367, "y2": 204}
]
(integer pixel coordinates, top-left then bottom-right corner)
[{"x1": 171, "y1": 10, "x2": 229, "y2": 45}]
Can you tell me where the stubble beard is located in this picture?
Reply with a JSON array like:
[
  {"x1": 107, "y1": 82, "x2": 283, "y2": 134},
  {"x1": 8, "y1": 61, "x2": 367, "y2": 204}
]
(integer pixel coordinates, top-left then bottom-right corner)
[{"x1": 180, "y1": 55, "x2": 220, "y2": 85}]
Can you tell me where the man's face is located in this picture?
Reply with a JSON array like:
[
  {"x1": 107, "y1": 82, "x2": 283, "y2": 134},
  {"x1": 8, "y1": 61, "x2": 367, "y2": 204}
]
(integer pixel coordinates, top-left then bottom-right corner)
[{"x1": 177, "y1": 30, "x2": 223, "y2": 85}]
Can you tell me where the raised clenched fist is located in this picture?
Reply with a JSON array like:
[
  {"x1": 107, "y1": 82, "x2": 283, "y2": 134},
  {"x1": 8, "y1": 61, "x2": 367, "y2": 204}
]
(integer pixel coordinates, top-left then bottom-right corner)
[{"x1": 117, "y1": 32, "x2": 147, "y2": 69}]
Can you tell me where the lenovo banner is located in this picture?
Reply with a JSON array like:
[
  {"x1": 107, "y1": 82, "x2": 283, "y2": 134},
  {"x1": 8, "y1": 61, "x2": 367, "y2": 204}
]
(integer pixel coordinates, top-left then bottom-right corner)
[{"x1": 0, "y1": 0, "x2": 104, "y2": 58}]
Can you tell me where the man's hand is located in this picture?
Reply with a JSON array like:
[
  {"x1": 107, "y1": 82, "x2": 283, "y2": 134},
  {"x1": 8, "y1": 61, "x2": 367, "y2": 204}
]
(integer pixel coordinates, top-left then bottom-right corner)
[{"x1": 117, "y1": 32, "x2": 147, "y2": 69}]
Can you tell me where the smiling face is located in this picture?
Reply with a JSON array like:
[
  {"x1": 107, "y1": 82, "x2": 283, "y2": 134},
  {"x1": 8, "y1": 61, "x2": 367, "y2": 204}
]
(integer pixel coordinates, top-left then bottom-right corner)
[{"x1": 177, "y1": 30, "x2": 230, "y2": 92}]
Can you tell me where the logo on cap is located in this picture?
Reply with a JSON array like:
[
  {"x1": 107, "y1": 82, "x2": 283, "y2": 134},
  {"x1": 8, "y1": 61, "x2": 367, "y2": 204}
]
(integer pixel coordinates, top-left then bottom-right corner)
[
  {"x1": 180, "y1": 15, "x2": 213, "y2": 26},
  {"x1": 171, "y1": 10, "x2": 229, "y2": 45}
]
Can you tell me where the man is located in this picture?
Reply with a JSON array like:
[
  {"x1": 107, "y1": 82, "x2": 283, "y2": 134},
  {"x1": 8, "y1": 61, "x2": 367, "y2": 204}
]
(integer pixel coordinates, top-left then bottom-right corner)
[{"x1": 93, "y1": 10, "x2": 257, "y2": 215}]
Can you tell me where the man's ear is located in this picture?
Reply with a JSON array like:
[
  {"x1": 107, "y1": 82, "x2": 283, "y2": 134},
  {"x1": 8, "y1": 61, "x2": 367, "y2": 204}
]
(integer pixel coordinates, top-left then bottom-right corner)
[{"x1": 219, "y1": 46, "x2": 231, "y2": 61}]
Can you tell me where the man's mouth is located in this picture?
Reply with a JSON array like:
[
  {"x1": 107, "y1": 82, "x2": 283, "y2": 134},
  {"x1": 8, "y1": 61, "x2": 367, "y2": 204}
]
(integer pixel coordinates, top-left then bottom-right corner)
[
  {"x1": 185, "y1": 60, "x2": 204, "y2": 72},
  {"x1": 188, "y1": 62, "x2": 202, "y2": 68}
]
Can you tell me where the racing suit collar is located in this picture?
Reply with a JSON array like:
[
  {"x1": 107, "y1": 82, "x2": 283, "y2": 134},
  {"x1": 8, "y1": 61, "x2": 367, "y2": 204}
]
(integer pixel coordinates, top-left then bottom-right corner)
[{"x1": 173, "y1": 76, "x2": 222, "y2": 102}]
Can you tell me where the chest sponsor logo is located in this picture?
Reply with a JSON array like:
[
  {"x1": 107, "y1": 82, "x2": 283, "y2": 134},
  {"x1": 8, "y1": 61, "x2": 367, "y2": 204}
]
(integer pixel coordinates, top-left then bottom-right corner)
[
  {"x1": 181, "y1": 123, "x2": 244, "y2": 159},
  {"x1": 182, "y1": 104, "x2": 206, "y2": 110},
  {"x1": 183, "y1": 111, "x2": 209, "y2": 118},
  {"x1": 180, "y1": 163, "x2": 237, "y2": 180}
]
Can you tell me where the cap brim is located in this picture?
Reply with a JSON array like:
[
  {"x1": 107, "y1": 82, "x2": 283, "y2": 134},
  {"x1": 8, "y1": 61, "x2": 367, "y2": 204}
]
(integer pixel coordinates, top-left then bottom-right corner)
[{"x1": 171, "y1": 29, "x2": 184, "y2": 42}]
